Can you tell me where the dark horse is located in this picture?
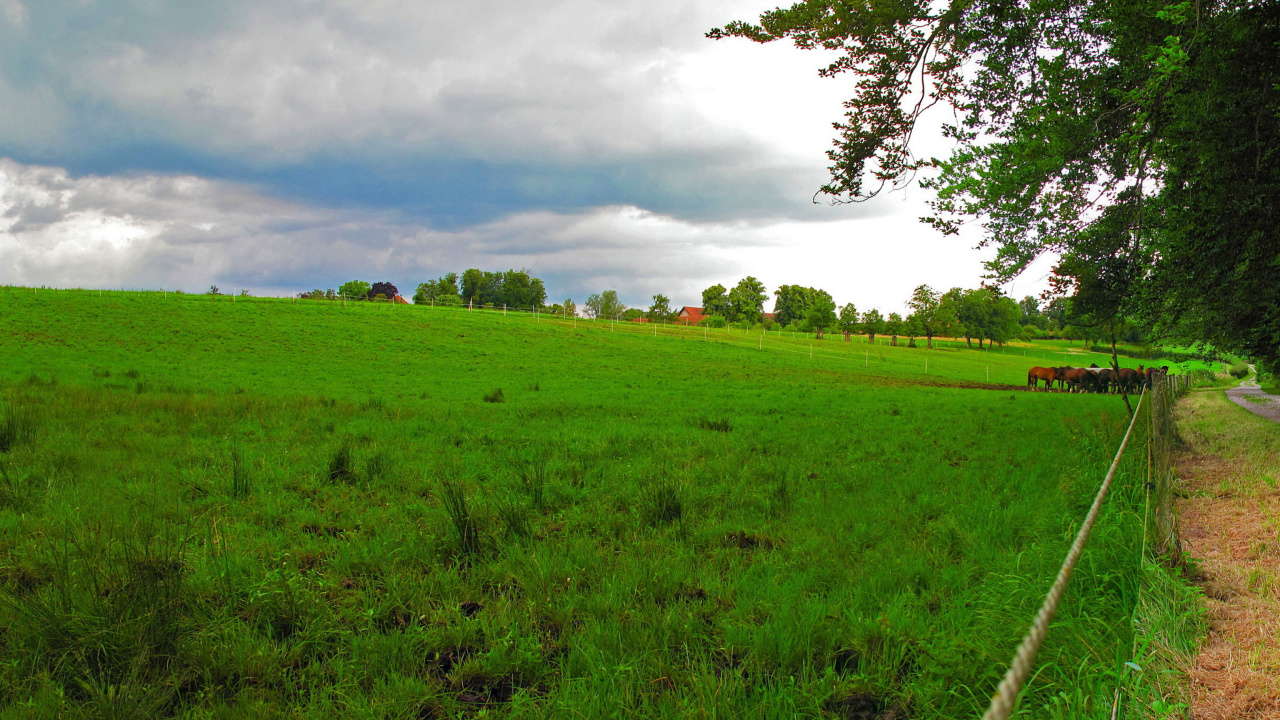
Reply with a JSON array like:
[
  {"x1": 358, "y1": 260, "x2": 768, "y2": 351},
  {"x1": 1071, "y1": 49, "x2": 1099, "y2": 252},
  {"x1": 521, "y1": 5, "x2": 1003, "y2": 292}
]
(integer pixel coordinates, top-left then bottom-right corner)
[{"x1": 1062, "y1": 367, "x2": 1098, "y2": 393}]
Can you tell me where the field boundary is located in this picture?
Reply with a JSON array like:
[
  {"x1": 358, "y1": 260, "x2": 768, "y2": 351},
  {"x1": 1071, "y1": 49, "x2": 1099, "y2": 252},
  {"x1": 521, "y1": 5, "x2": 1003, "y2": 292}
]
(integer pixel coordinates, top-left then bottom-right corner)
[{"x1": 982, "y1": 372, "x2": 1190, "y2": 720}]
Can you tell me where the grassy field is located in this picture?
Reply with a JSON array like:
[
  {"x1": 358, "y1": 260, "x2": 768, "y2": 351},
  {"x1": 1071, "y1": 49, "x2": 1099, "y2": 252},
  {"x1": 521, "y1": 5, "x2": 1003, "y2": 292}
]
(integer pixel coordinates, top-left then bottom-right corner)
[{"x1": 0, "y1": 288, "x2": 1198, "y2": 718}]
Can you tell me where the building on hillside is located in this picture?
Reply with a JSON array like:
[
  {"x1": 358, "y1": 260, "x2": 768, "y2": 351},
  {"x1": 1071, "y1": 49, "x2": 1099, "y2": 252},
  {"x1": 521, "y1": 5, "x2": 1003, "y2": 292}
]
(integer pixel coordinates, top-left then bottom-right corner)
[
  {"x1": 677, "y1": 306, "x2": 705, "y2": 325},
  {"x1": 676, "y1": 307, "x2": 776, "y2": 325},
  {"x1": 393, "y1": 295, "x2": 410, "y2": 305}
]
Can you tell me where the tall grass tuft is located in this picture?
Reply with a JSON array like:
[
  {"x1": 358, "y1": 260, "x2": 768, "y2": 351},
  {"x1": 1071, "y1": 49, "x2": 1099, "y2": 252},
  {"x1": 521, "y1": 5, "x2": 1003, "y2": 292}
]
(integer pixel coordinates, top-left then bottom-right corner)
[
  {"x1": 642, "y1": 477, "x2": 683, "y2": 526},
  {"x1": 230, "y1": 443, "x2": 251, "y2": 499},
  {"x1": 496, "y1": 499, "x2": 531, "y2": 540},
  {"x1": 365, "y1": 450, "x2": 391, "y2": 486},
  {"x1": 519, "y1": 454, "x2": 548, "y2": 510},
  {"x1": 327, "y1": 444, "x2": 357, "y2": 484},
  {"x1": 483, "y1": 388, "x2": 505, "y2": 403},
  {"x1": 440, "y1": 480, "x2": 482, "y2": 556},
  {"x1": 0, "y1": 402, "x2": 38, "y2": 453},
  {"x1": 696, "y1": 417, "x2": 733, "y2": 432}
]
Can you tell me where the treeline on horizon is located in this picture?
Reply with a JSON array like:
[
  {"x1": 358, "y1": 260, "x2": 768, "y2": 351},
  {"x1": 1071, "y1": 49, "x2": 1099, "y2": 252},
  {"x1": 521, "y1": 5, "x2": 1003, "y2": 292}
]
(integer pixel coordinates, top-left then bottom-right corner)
[{"x1": 296, "y1": 269, "x2": 1159, "y2": 352}]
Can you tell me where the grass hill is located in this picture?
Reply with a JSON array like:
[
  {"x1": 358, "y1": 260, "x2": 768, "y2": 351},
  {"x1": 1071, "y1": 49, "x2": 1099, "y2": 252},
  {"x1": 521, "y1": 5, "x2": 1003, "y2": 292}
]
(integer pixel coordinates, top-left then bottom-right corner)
[{"x1": 0, "y1": 288, "x2": 1197, "y2": 719}]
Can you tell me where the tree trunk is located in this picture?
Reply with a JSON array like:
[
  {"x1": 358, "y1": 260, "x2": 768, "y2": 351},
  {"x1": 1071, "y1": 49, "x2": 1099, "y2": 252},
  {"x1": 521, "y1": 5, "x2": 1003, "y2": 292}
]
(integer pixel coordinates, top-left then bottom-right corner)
[
  {"x1": 978, "y1": 337, "x2": 984, "y2": 350},
  {"x1": 926, "y1": 333, "x2": 933, "y2": 349},
  {"x1": 844, "y1": 330, "x2": 850, "y2": 342},
  {"x1": 891, "y1": 335, "x2": 898, "y2": 346},
  {"x1": 966, "y1": 336, "x2": 972, "y2": 348},
  {"x1": 868, "y1": 334, "x2": 875, "y2": 344},
  {"x1": 1110, "y1": 321, "x2": 1133, "y2": 415}
]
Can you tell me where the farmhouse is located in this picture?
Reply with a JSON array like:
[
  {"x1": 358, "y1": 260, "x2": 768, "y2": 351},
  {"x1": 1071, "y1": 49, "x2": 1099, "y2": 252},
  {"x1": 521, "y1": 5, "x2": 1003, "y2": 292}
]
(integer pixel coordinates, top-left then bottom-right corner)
[
  {"x1": 677, "y1": 306, "x2": 705, "y2": 325},
  {"x1": 675, "y1": 306, "x2": 776, "y2": 325}
]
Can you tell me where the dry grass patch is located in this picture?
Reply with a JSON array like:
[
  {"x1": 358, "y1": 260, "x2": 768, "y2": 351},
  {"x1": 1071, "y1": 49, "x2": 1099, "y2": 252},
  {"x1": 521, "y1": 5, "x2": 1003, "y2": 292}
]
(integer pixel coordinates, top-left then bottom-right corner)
[{"x1": 1176, "y1": 390, "x2": 1280, "y2": 719}]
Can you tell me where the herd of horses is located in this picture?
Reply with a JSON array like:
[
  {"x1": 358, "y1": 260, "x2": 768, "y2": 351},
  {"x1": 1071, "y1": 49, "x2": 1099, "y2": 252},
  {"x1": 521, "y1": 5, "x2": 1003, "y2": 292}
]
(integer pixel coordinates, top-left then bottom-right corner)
[{"x1": 1027, "y1": 363, "x2": 1170, "y2": 393}]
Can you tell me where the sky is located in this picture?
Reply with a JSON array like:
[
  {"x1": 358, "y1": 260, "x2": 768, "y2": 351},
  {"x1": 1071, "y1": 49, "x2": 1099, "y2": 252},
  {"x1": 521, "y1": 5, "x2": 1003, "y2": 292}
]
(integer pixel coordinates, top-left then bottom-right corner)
[{"x1": 0, "y1": 0, "x2": 1053, "y2": 314}]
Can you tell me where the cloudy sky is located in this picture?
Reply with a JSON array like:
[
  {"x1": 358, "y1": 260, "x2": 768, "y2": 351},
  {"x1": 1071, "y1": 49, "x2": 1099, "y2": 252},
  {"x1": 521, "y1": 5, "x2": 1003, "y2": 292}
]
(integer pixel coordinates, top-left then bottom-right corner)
[{"x1": 0, "y1": 0, "x2": 1052, "y2": 313}]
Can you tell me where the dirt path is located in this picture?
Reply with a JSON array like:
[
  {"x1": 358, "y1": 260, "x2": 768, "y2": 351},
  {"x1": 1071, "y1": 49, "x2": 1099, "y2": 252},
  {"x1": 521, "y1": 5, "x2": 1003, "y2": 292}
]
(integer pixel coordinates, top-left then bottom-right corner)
[
  {"x1": 1225, "y1": 369, "x2": 1280, "y2": 424},
  {"x1": 1177, "y1": 388, "x2": 1280, "y2": 719}
]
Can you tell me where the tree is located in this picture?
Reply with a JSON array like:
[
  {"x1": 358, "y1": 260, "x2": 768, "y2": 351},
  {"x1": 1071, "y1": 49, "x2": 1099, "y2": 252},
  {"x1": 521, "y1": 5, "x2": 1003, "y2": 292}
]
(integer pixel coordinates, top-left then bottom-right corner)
[
  {"x1": 728, "y1": 276, "x2": 767, "y2": 324},
  {"x1": 414, "y1": 273, "x2": 461, "y2": 304},
  {"x1": 460, "y1": 269, "x2": 483, "y2": 305},
  {"x1": 907, "y1": 285, "x2": 954, "y2": 349},
  {"x1": 338, "y1": 280, "x2": 370, "y2": 301},
  {"x1": 804, "y1": 290, "x2": 837, "y2": 338},
  {"x1": 586, "y1": 290, "x2": 626, "y2": 319},
  {"x1": 498, "y1": 269, "x2": 546, "y2": 309},
  {"x1": 702, "y1": 284, "x2": 729, "y2": 318},
  {"x1": 838, "y1": 303, "x2": 859, "y2": 341},
  {"x1": 885, "y1": 312, "x2": 904, "y2": 346},
  {"x1": 904, "y1": 314, "x2": 924, "y2": 348},
  {"x1": 368, "y1": 281, "x2": 399, "y2": 301},
  {"x1": 1018, "y1": 296, "x2": 1040, "y2": 326},
  {"x1": 774, "y1": 285, "x2": 815, "y2": 327},
  {"x1": 861, "y1": 309, "x2": 884, "y2": 345},
  {"x1": 647, "y1": 294, "x2": 673, "y2": 322},
  {"x1": 987, "y1": 296, "x2": 1022, "y2": 348},
  {"x1": 710, "y1": 1, "x2": 1280, "y2": 370},
  {"x1": 562, "y1": 299, "x2": 577, "y2": 318}
]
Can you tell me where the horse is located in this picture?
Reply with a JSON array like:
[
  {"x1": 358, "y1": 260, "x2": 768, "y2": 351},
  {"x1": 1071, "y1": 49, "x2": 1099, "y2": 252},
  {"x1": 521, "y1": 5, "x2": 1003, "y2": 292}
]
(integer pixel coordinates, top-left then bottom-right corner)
[
  {"x1": 1095, "y1": 368, "x2": 1116, "y2": 394},
  {"x1": 1143, "y1": 365, "x2": 1170, "y2": 389},
  {"x1": 1116, "y1": 365, "x2": 1145, "y2": 394},
  {"x1": 1054, "y1": 367, "x2": 1072, "y2": 390},
  {"x1": 1027, "y1": 366, "x2": 1057, "y2": 391},
  {"x1": 1062, "y1": 367, "x2": 1098, "y2": 393}
]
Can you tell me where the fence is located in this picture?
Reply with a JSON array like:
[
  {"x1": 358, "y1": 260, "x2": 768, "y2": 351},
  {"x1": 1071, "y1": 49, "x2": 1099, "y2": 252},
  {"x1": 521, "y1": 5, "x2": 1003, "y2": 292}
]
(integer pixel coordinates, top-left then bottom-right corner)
[{"x1": 982, "y1": 371, "x2": 1191, "y2": 720}]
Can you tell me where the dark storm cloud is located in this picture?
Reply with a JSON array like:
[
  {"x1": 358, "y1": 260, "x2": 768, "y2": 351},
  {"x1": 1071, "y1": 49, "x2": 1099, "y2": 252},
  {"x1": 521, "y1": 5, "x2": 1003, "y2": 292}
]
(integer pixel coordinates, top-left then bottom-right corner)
[{"x1": 0, "y1": 0, "x2": 864, "y2": 225}]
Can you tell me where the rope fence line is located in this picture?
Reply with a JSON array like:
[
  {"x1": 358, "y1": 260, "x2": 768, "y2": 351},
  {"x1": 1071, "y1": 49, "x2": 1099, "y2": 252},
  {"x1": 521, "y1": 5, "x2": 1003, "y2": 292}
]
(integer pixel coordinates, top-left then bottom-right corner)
[
  {"x1": 981, "y1": 389, "x2": 1148, "y2": 720},
  {"x1": 981, "y1": 371, "x2": 1192, "y2": 719}
]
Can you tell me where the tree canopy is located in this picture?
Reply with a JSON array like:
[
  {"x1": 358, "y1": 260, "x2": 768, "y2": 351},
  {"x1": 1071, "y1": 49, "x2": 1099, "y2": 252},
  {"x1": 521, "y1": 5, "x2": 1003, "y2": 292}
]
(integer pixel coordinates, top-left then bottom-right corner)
[{"x1": 711, "y1": 0, "x2": 1280, "y2": 368}]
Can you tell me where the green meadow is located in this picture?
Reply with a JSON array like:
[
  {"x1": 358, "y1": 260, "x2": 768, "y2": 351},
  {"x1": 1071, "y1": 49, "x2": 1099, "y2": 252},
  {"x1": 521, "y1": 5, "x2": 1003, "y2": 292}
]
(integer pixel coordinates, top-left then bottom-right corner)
[{"x1": 0, "y1": 288, "x2": 1198, "y2": 719}]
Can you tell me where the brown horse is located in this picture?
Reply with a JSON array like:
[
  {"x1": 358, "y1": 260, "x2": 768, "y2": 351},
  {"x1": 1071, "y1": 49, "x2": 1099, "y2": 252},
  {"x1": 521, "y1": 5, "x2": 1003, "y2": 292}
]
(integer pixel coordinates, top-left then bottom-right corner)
[
  {"x1": 1095, "y1": 368, "x2": 1116, "y2": 394},
  {"x1": 1062, "y1": 367, "x2": 1098, "y2": 393},
  {"x1": 1027, "y1": 366, "x2": 1057, "y2": 391},
  {"x1": 1116, "y1": 365, "x2": 1145, "y2": 394}
]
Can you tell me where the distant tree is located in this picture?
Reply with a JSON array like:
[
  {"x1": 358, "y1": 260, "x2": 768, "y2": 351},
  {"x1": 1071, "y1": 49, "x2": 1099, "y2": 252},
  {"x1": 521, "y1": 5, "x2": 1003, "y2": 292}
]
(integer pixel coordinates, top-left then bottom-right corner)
[
  {"x1": 904, "y1": 314, "x2": 924, "y2": 347},
  {"x1": 621, "y1": 308, "x2": 644, "y2": 321},
  {"x1": 585, "y1": 290, "x2": 626, "y2": 319},
  {"x1": 1018, "y1": 295, "x2": 1040, "y2": 326},
  {"x1": 339, "y1": 280, "x2": 371, "y2": 301},
  {"x1": 563, "y1": 298, "x2": 577, "y2": 318},
  {"x1": 907, "y1": 284, "x2": 956, "y2": 349},
  {"x1": 702, "y1": 284, "x2": 730, "y2": 318},
  {"x1": 804, "y1": 290, "x2": 837, "y2": 338},
  {"x1": 600, "y1": 290, "x2": 626, "y2": 318},
  {"x1": 774, "y1": 285, "x2": 816, "y2": 327},
  {"x1": 861, "y1": 309, "x2": 885, "y2": 344},
  {"x1": 988, "y1": 296, "x2": 1022, "y2": 348},
  {"x1": 838, "y1": 302, "x2": 859, "y2": 341},
  {"x1": 435, "y1": 294, "x2": 462, "y2": 307},
  {"x1": 368, "y1": 281, "x2": 399, "y2": 301},
  {"x1": 728, "y1": 276, "x2": 767, "y2": 324},
  {"x1": 885, "y1": 312, "x2": 904, "y2": 346},
  {"x1": 460, "y1": 269, "x2": 484, "y2": 304},
  {"x1": 414, "y1": 272, "x2": 461, "y2": 304},
  {"x1": 700, "y1": 315, "x2": 727, "y2": 328},
  {"x1": 207, "y1": 285, "x2": 220, "y2": 295},
  {"x1": 647, "y1": 294, "x2": 673, "y2": 322}
]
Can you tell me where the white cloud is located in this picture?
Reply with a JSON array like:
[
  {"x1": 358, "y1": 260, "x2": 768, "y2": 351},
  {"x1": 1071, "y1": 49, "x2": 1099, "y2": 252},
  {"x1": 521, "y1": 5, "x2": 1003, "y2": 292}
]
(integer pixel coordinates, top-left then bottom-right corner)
[
  {"x1": 0, "y1": 0, "x2": 25, "y2": 28},
  {"x1": 1, "y1": 158, "x2": 1045, "y2": 310}
]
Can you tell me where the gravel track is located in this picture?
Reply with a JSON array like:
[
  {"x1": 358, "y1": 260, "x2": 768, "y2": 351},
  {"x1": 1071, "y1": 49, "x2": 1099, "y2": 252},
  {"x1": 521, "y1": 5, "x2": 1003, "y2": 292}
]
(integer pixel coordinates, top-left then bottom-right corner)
[{"x1": 1224, "y1": 370, "x2": 1280, "y2": 424}]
